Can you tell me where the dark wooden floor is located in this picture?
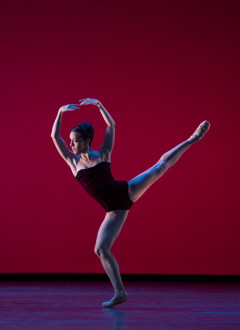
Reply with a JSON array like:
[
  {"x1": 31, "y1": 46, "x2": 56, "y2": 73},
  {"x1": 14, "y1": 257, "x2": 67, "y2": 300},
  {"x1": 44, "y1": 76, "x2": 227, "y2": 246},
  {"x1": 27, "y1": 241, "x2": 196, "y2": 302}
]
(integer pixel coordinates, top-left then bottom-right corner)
[{"x1": 0, "y1": 280, "x2": 239, "y2": 329}]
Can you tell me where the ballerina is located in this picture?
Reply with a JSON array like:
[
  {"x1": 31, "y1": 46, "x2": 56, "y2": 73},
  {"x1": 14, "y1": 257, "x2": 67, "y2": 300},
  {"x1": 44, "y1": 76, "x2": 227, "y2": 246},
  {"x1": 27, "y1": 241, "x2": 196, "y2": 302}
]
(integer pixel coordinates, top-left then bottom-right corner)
[{"x1": 51, "y1": 98, "x2": 210, "y2": 308}]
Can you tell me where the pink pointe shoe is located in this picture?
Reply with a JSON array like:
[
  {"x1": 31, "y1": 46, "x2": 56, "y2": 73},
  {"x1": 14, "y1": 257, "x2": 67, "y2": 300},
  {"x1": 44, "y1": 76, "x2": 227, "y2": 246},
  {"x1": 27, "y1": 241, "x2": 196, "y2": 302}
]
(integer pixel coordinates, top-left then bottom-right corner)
[
  {"x1": 188, "y1": 120, "x2": 211, "y2": 143},
  {"x1": 102, "y1": 292, "x2": 128, "y2": 308}
]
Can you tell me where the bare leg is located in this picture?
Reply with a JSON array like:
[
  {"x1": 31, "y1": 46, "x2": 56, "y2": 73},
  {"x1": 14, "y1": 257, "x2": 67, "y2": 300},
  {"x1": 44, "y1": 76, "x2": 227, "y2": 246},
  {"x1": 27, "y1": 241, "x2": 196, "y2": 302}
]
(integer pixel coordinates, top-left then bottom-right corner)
[
  {"x1": 94, "y1": 210, "x2": 129, "y2": 307},
  {"x1": 128, "y1": 121, "x2": 210, "y2": 203}
]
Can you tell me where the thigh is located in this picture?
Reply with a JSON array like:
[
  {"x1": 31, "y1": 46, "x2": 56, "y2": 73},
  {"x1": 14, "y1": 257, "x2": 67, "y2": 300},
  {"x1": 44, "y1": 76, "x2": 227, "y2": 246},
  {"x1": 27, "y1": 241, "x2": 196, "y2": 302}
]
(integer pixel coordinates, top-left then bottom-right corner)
[
  {"x1": 128, "y1": 160, "x2": 167, "y2": 203},
  {"x1": 95, "y1": 210, "x2": 129, "y2": 252}
]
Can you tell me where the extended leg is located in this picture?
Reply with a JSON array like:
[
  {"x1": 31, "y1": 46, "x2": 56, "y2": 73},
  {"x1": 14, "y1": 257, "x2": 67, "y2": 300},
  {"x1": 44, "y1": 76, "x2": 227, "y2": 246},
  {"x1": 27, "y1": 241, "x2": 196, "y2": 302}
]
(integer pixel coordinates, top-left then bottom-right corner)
[
  {"x1": 128, "y1": 120, "x2": 210, "y2": 203},
  {"x1": 94, "y1": 210, "x2": 129, "y2": 308}
]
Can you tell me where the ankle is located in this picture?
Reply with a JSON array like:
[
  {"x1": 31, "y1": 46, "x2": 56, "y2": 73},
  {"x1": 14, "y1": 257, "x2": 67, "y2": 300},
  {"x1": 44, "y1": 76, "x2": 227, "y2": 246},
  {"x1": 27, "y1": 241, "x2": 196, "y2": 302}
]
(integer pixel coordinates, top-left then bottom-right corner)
[
  {"x1": 115, "y1": 289, "x2": 126, "y2": 296},
  {"x1": 187, "y1": 138, "x2": 196, "y2": 145}
]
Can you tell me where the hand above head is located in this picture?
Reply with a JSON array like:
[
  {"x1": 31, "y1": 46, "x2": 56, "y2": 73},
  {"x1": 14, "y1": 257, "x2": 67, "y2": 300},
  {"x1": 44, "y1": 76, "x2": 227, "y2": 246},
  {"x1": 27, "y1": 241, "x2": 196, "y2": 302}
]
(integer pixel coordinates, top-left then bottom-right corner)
[
  {"x1": 59, "y1": 104, "x2": 80, "y2": 113},
  {"x1": 79, "y1": 98, "x2": 101, "y2": 107}
]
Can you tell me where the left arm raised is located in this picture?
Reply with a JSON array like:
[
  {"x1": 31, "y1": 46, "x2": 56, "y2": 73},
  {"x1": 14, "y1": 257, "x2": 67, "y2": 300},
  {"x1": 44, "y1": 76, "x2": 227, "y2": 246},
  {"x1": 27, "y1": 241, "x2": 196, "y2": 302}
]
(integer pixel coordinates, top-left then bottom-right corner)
[
  {"x1": 79, "y1": 98, "x2": 116, "y2": 154},
  {"x1": 97, "y1": 102, "x2": 116, "y2": 154},
  {"x1": 97, "y1": 102, "x2": 116, "y2": 127}
]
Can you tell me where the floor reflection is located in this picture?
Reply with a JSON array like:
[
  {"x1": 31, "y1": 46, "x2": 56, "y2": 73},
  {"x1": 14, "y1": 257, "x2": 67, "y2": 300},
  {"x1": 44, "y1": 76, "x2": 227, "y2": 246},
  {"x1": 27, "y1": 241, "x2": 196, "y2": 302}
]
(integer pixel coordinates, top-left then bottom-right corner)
[{"x1": 102, "y1": 308, "x2": 126, "y2": 330}]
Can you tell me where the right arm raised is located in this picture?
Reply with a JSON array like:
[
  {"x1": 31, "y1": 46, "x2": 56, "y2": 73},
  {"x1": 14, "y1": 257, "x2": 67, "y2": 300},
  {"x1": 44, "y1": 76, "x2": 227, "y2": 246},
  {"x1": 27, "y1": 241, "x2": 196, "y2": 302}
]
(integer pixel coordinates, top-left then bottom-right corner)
[{"x1": 51, "y1": 105, "x2": 79, "y2": 166}]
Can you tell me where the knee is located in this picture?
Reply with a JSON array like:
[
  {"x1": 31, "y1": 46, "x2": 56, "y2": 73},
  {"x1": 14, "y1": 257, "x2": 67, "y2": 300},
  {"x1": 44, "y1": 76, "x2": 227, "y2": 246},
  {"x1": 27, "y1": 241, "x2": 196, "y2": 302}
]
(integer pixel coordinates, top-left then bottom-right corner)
[
  {"x1": 94, "y1": 246, "x2": 109, "y2": 258},
  {"x1": 155, "y1": 160, "x2": 168, "y2": 175}
]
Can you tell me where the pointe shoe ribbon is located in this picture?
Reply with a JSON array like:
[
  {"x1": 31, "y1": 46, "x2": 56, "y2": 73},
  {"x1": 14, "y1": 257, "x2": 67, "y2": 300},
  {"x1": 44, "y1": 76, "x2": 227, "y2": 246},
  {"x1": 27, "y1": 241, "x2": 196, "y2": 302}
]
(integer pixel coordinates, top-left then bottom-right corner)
[{"x1": 188, "y1": 120, "x2": 211, "y2": 143}]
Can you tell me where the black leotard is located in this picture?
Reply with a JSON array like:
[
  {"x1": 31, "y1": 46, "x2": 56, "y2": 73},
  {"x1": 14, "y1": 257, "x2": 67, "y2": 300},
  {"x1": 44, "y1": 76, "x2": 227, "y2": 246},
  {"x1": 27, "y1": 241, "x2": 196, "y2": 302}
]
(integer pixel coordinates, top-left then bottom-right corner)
[{"x1": 75, "y1": 162, "x2": 134, "y2": 212}]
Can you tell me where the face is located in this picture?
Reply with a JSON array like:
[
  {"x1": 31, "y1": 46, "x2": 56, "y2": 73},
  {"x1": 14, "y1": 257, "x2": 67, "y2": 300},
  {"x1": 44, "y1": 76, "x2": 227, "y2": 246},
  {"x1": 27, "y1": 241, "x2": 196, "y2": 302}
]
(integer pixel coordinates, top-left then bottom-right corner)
[{"x1": 69, "y1": 131, "x2": 89, "y2": 154}]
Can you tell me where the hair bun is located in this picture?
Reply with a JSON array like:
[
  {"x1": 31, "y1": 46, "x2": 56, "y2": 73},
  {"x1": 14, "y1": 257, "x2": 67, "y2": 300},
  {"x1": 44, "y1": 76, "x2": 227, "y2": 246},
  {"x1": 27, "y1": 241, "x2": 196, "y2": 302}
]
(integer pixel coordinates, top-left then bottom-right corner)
[{"x1": 71, "y1": 122, "x2": 94, "y2": 145}]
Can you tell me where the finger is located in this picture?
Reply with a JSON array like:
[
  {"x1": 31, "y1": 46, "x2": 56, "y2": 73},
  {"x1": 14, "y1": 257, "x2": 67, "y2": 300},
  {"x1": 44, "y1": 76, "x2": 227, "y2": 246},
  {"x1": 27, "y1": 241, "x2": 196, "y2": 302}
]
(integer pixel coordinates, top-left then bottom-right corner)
[
  {"x1": 68, "y1": 104, "x2": 78, "y2": 108},
  {"x1": 68, "y1": 105, "x2": 79, "y2": 110},
  {"x1": 79, "y1": 98, "x2": 91, "y2": 102}
]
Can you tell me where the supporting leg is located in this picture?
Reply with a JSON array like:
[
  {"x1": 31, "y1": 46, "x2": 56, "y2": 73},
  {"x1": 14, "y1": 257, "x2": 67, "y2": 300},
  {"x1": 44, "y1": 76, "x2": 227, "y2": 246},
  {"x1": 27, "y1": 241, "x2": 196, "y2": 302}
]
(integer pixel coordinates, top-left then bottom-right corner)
[
  {"x1": 94, "y1": 210, "x2": 129, "y2": 308},
  {"x1": 98, "y1": 249, "x2": 125, "y2": 295}
]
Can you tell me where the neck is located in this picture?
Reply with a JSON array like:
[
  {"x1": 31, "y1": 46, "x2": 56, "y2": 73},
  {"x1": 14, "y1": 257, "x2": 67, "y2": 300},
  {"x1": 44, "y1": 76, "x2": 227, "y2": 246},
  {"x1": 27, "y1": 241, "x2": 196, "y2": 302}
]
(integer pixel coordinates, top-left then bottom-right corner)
[{"x1": 81, "y1": 146, "x2": 93, "y2": 162}]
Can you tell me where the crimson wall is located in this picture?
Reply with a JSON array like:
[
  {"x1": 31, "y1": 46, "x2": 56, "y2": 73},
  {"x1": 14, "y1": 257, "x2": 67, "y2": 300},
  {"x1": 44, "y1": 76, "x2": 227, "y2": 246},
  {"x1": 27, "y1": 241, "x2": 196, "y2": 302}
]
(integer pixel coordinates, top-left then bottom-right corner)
[{"x1": 1, "y1": 0, "x2": 239, "y2": 274}]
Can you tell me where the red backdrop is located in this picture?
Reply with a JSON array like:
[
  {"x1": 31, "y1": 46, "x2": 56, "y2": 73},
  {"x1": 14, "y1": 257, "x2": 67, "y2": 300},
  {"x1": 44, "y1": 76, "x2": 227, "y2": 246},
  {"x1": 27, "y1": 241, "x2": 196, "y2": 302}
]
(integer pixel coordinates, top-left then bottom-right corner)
[{"x1": 1, "y1": 0, "x2": 239, "y2": 274}]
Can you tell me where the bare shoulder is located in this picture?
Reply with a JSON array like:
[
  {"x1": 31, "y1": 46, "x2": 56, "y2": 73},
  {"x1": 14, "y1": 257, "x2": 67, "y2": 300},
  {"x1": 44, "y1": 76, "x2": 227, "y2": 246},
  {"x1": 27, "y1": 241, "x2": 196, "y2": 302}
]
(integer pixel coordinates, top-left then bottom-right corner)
[
  {"x1": 72, "y1": 150, "x2": 109, "y2": 178},
  {"x1": 99, "y1": 125, "x2": 115, "y2": 156},
  {"x1": 68, "y1": 154, "x2": 81, "y2": 177},
  {"x1": 98, "y1": 148, "x2": 111, "y2": 163}
]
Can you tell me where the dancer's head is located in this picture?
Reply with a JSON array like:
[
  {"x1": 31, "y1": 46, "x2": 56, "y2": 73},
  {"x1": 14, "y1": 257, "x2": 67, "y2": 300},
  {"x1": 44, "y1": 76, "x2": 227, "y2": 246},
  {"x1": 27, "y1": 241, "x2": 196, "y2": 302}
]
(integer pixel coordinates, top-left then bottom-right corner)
[{"x1": 70, "y1": 122, "x2": 94, "y2": 154}]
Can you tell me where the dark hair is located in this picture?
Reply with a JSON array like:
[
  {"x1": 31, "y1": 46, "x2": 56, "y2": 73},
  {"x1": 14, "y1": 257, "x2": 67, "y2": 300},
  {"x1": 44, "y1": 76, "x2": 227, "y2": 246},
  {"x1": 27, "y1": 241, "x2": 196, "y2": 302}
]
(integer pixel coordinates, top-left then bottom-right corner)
[{"x1": 71, "y1": 122, "x2": 94, "y2": 145}]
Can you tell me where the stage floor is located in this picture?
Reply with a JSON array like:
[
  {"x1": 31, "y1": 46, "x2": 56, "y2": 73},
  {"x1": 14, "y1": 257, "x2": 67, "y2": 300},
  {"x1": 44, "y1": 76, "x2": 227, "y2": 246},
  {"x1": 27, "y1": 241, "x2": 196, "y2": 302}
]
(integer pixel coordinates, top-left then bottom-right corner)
[{"x1": 0, "y1": 280, "x2": 239, "y2": 329}]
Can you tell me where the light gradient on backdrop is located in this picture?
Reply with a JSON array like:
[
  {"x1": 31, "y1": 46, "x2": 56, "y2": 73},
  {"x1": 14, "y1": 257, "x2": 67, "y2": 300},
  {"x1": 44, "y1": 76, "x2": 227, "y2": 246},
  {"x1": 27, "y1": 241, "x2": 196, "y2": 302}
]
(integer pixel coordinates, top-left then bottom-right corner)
[{"x1": 0, "y1": 0, "x2": 239, "y2": 274}]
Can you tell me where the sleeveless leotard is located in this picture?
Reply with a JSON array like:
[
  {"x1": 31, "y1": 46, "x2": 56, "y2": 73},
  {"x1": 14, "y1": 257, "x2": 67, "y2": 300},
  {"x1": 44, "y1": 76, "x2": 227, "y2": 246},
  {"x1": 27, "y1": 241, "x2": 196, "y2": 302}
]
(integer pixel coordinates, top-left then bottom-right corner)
[{"x1": 75, "y1": 162, "x2": 134, "y2": 212}]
